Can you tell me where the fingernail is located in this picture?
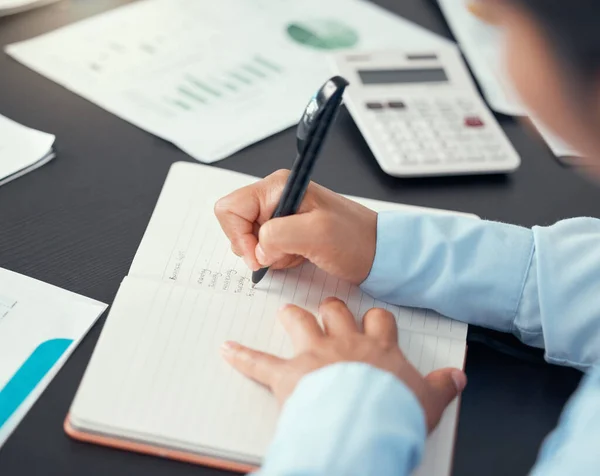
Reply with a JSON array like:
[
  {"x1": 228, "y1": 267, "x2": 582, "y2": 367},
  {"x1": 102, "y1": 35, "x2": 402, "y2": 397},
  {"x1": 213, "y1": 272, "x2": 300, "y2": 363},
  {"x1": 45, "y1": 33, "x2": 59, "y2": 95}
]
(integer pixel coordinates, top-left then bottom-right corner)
[
  {"x1": 221, "y1": 341, "x2": 239, "y2": 356},
  {"x1": 255, "y1": 244, "x2": 267, "y2": 266},
  {"x1": 243, "y1": 256, "x2": 257, "y2": 271},
  {"x1": 451, "y1": 370, "x2": 467, "y2": 392}
]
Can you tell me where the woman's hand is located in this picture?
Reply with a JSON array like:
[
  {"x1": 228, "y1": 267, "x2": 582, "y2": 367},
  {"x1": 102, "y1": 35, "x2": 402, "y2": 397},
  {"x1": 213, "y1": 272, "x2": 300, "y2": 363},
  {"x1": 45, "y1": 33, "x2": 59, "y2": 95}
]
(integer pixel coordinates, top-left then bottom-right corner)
[
  {"x1": 221, "y1": 298, "x2": 467, "y2": 432},
  {"x1": 214, "y1": 169, "x2": 377, "y2": 285}
]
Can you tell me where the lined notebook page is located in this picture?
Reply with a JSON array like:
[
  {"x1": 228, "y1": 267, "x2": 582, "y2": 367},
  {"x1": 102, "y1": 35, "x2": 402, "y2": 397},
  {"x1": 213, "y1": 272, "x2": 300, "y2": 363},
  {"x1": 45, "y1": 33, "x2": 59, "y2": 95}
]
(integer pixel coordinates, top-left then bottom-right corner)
[
  {"x1": 71, "y1": 162, "x2": 471, "y2": 473},
  {"x1": 71, "y1": 275, "x2": 465, "y2": 469}
]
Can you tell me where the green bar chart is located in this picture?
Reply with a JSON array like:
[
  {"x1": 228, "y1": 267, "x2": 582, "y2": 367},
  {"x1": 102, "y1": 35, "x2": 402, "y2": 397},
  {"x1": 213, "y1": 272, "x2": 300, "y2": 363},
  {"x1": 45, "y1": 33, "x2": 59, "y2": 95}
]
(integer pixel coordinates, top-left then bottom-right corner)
[{"x1": 162, "y1": 55, "x2": 284, "y2": 113}]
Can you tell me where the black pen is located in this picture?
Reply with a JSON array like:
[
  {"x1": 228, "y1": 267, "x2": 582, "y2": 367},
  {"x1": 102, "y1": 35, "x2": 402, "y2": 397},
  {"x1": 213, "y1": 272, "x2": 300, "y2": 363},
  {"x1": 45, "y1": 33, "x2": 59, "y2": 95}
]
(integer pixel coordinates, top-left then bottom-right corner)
[{"x1": 251, "y1": 76, "x2": 349, "y2": 287}]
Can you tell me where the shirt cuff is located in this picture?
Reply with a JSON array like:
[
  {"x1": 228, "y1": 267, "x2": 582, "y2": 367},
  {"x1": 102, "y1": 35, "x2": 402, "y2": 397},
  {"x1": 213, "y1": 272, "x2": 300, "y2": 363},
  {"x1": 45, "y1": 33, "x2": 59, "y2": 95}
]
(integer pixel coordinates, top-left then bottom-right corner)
[{"x1": 258, "y1": 362, "x2": 426, "y2": 476}]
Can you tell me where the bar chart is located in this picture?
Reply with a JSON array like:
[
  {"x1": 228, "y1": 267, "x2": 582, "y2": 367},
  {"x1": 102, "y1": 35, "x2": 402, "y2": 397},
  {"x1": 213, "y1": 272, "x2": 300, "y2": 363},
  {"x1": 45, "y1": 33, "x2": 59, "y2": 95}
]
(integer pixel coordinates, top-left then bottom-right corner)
[
  {"x1": 7, "y1": 0, "x2": 454, "y2": 161},
  {"x1": 162, "y1": 55, "x2": 283, "y2": 113}
]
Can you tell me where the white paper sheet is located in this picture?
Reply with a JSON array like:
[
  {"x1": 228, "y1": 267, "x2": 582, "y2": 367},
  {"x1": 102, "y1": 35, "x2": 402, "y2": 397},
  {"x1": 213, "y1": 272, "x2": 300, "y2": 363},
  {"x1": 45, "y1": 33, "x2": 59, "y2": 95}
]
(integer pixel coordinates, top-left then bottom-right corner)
[
  {"x1": 0, "y1": 268, "x2": 107, "y2": 447},
  {"x1": 436, "y1": 0, "x2": 581, "y2": 158},
  {"x1": 6, "y1": 0, "x2": 453, "y2": 163},
  {"x1": 0, "y1": 114, "x2": 55, "y2": 186}
]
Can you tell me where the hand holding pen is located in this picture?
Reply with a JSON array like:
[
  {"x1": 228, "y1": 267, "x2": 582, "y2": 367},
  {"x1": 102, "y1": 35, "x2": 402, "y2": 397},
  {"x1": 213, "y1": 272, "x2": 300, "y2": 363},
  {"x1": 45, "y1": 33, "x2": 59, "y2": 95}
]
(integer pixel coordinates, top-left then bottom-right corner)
[{"x1": 214, "y1": 76, "x2": 380, "y2": 287}]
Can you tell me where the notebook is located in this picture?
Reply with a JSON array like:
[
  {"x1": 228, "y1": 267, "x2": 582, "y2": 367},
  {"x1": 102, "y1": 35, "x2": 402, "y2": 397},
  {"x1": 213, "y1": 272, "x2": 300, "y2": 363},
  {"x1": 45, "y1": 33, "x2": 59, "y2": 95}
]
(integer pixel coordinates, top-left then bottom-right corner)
[{"x1": 65, "y1": 162, "x2": 472, "y2": 475}]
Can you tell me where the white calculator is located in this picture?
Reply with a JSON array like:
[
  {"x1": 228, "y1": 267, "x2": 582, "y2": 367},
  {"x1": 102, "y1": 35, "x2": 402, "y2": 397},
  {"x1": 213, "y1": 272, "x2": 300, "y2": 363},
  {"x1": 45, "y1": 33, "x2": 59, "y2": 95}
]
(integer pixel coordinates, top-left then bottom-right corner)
[{"x1": 332, "y1": 48, "x2": 521, "y2": 177}]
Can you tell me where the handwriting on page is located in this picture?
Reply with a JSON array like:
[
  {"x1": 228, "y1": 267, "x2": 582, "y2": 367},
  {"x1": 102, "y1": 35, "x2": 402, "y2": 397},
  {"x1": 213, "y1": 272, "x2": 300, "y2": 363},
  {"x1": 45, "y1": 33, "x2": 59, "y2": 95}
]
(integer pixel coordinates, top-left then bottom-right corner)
[
  {"x1": 196, "y1": 267, "x2": 255, "y2": 297},
  {"x1": 155, "y1": 206, "x2": 466, "y2": 340},
  {"x1": 161, "y1": 217, "x2": 256, "y2": 296}
]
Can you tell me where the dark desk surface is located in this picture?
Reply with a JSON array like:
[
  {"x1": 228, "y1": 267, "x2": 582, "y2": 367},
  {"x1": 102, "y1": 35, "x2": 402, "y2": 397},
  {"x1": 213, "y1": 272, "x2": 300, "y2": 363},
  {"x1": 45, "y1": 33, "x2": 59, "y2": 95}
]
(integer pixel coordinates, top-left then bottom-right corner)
[{"x1": 0, "y1": 1, "x2": 593, "y2": 475}]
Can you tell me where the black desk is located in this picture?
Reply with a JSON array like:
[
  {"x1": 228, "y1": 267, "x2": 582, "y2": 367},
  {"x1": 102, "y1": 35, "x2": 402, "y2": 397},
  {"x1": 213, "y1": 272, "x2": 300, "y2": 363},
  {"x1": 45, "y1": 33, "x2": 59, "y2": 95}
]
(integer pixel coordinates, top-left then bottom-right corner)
[{"x1": 0, "y1": 1, "x2": 593, "y2": 475}]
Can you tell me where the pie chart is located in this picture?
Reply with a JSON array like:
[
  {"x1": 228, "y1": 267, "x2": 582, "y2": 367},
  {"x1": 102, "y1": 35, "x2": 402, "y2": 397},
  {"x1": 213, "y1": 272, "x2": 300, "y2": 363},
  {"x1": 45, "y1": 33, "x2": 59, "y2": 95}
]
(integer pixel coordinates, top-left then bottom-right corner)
[{"x1": 286, "y1": 19, "x2": 359, "y2": 50}]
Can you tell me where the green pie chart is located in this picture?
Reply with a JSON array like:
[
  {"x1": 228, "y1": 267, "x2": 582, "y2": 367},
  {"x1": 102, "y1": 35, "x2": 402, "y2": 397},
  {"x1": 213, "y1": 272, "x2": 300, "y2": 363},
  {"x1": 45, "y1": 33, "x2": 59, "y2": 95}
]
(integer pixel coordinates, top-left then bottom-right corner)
[{"x1": 286, "y1": 20, "x2": 359, "y2": 50}]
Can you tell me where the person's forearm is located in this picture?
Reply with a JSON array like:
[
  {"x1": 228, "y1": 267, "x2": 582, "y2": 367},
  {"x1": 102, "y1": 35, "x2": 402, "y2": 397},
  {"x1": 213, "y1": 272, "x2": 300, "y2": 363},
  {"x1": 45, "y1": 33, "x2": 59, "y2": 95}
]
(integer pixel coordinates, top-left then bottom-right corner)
[
  {"x1": 361, "y1": 212, "x2": 600, "y2": 370},
  {"x1": 361, "y1": 211, "x2": 533, "y2": 332},
  {"x1": 254, "y1": 363, "x2": 426, "y2": 476}
]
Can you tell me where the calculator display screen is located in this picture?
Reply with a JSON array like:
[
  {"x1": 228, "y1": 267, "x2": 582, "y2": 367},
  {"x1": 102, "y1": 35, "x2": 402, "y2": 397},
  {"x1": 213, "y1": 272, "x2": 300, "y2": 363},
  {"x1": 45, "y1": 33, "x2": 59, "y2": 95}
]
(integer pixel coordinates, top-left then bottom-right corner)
[{"x1": 358, "y1": 68, "x2": 447, "y2": 85}]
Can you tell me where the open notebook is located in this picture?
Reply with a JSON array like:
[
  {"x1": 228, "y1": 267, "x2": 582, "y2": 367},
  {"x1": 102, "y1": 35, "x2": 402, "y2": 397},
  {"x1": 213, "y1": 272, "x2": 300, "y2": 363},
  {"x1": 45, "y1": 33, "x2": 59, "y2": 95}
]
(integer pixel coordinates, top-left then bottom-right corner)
[{"x1": 66, "y1": 162, "x2": 471, "y2": 475}]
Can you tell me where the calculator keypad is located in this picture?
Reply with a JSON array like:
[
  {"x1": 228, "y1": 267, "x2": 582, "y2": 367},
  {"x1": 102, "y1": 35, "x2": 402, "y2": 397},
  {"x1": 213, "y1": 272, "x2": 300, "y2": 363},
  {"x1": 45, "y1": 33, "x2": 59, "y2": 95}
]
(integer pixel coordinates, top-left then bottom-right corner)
[{"x1": 366, "y1": 96, "x2": 510, "y2": 167}]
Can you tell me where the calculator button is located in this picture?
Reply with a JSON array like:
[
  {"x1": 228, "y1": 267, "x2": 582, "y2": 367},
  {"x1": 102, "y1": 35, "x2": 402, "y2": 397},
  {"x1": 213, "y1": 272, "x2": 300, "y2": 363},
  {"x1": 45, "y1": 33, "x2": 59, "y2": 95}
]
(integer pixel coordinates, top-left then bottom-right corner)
[
  {"x1": 434, "y1": 150, "x2": 448, "y2": 161},
  {"x1": 390, "y1": 130, "x2": 408, "y2": 141},
  {"x1": 437, "y1": 129, "x2": 455, "y2": 139},
  {"x1": 445, "y1": 152, "x2": 463, "y2": 163},
  {"x1": 442, "y1": 109, "x2": 459, "y2": 118},
  {"x1": 416, "y1": 129, "x2": 435, "y2": 140},
  {"x1": 411, "y1": 120, "x2": 429, "y2": 131},
  {"x1": 389, "y1": 111, "x2": 410, "y2": 123},
  {"x1": 443, "y1": 140, "x2": 461, "y2": 151},
  {"x1": 482, "y1": 144, "x2": 502, "y2": 153},
  {"x1": 428, "y1": 140, "x2": 444, "y2": 151},
  {"x1": 366, "y1": 102, "x2": 385, "y2": 109},
  {"x1": 430, "y1": 119, "x2": 448, "y2": 129},
  {"x1": 411, "y1": 151, "x2": 426, "y2": 162},
  {"x1": 421, "y1": 149, "x2": 441, "y2": 161},
  {"x1": 391, "y1": 153, "x2": 405, "y2": 164},
  {"x1": 388, "y1": 101, "x2": 406, "y2": 109},
  {"x1": 392, "y1": 122, "x2": 411, "y2": 133},
  {"x1": 465, "y1": 151, "x2": 485, "y2": 162},
  {"x1": 382, "y1": 136, "x2": 395, "y2": 148},
  {"x1": 457, "y1": 99, "x2": 476, "y2": 111},
  {"x1": 479, "y1": 132, "x2": 497, "y2": 141},
  {"x1": 446, "y1": 122, "x2": 463, "y2": 132},
  {"x1": 488, "y1": 152, "x2": 508, "y2": 161},
  {"x1": 465, "y1": 116, "x2": 485, "y2": 127},
  {"x1": 400, "y1": 142, "x2": 420, "y2": 152}
]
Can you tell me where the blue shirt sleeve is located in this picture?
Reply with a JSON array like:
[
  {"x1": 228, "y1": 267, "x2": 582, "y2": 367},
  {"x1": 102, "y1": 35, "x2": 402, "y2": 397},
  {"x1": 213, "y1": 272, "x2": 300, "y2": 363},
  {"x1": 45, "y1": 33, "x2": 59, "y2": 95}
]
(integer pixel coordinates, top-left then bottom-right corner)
[
  {"x1": 254, "y1": 363, "x2": 426, "y2": 476},
  {"x1": 361, "y1": 211, "x2": 600, "y2": 370},
  {"x1": 257, "y1": 212, "x2": 600, "y2": 476}
]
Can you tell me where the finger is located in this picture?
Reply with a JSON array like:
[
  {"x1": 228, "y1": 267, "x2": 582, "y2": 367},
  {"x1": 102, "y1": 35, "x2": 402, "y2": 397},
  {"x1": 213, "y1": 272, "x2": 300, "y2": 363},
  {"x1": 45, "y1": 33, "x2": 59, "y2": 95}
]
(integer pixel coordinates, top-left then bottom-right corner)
[
  {"x1": 215, "y1": 190, "x2": 261, "y2": 270},
  {"x1": 319, "y1": 297, "x2": 358, "y2": 337},
  {"x1": 363, "y1": 308, "x2": 398, "y2": 345},
  {"x1": 215, "y1": 171, "x2": 290, "y2": 270},
  {"x1": 221, "y1": 341, "x2": 285, "y2": 390},
  {"x1": 278, "y1": 304, "x2": 324, "y2": 352},
  {"x1": 231, "y1": 243, "x2": 242, "y2": 257},
  {"x1": 423, "y1": 368, "x2": 467, "y2": 431},
  {"x1": 270, "y1": 255, "x2": 305, "y2": 270},
  {"x1": 257, "y1": 212, "x2": 321, "y2": 267}
]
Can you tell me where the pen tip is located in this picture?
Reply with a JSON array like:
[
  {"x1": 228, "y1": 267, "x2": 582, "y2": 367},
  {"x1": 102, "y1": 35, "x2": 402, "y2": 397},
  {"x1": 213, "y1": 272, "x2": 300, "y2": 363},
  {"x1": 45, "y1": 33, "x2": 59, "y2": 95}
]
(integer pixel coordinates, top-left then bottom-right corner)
[{"x1": 251, "y1": 283, "x2": 256, "y2": 289}]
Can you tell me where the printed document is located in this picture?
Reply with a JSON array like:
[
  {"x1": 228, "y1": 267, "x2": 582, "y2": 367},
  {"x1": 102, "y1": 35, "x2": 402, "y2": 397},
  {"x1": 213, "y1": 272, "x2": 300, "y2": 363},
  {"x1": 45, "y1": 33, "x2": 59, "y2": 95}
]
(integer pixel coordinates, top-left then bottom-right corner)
[{"x1": 6, "y1": 0, "x2": 453, "y2": 162}]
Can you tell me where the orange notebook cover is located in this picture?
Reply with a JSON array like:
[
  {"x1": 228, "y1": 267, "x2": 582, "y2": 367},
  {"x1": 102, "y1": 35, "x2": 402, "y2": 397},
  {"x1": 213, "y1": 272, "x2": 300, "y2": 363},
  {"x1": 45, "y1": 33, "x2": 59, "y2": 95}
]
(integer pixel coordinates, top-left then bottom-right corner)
[{"x1": 64, "y1": 416, "x2": 255, "y2": 473}]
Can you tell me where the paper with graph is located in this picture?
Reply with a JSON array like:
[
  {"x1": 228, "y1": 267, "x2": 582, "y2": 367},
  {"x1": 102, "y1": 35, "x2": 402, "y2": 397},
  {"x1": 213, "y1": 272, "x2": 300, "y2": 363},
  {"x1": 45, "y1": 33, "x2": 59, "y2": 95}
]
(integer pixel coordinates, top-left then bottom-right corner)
[
  {"x1": 67, "y1": 162, "x2": 470, "y2": 475},
  {"x1": 6, "y1": 0, "x2": 452, "y2": 162}
]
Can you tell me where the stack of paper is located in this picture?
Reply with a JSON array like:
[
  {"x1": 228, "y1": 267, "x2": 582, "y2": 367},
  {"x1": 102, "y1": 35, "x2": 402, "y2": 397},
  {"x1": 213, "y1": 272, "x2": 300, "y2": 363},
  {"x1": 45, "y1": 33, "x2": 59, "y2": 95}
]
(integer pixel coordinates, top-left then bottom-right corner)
[
  {"x1": 0, "y1": 267, "x2": 107, "y2": 448},
  {"x1": 5, "y1": 0, "x2": 454, "y2": 163},
  {"x1": 0, "y1": 114, "x2": 55, "y2": 186}
]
